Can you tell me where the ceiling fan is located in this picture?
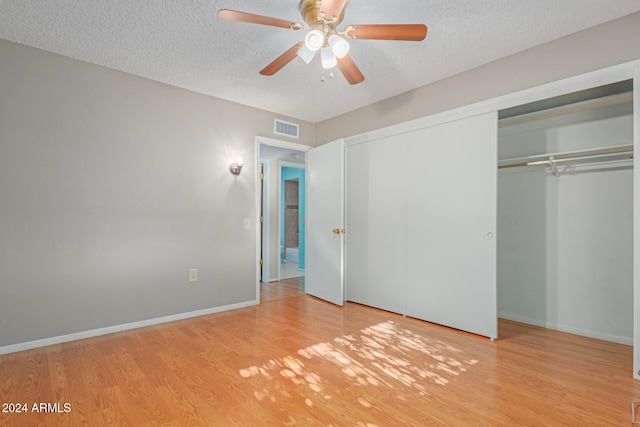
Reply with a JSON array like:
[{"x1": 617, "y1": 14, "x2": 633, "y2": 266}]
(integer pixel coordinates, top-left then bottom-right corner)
[{"x1": 217, "y1": 0, "x2": 428, "y2": 85}]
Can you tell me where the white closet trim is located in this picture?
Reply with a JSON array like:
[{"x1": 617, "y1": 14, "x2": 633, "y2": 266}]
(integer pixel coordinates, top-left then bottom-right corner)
[{"x1": 346, "y1": 59, "x2": 640, "y2": 147}]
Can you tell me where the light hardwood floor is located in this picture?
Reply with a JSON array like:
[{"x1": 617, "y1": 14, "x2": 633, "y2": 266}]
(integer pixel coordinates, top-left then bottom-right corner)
[{"x1": 1, "y1": 279, "x2": 639, "y2": 426}]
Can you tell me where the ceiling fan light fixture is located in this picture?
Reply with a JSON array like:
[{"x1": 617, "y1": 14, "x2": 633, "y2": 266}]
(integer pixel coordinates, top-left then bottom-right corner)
[
  {"x1": 304, "y1": 29, "x2": 324, "y2": 51},
  {"x1": 328, "y1": 34, "x2": 349, "y2": 59},
  {"x1": 321, "y1": 46, "x2": 337, "y2": 69},
  {"x1": 297, "y1": 44, "x2": 316, "y2": 64},
  {"x1": 217, "y1": 2, "x2": 427, "y2": 85}
]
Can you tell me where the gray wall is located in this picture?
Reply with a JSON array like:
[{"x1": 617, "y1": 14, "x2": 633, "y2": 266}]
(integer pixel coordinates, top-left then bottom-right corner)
[
  {"x1": 316, "y1": 11, "x2": 640, "y2": 144},
  {"x1": 0, "y1": 39, "x2": 312, "y2": 347}
]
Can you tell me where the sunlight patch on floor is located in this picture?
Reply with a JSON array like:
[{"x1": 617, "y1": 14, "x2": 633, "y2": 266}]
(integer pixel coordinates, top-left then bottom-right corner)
[{"x1": 238, "y1": 320, "x2": 478, "y2": 424}]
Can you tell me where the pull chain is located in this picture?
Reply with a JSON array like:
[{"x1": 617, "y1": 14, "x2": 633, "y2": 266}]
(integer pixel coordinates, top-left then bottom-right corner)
[{"x1": 320, "y1": 62, "x2": 335, "y2": 82}]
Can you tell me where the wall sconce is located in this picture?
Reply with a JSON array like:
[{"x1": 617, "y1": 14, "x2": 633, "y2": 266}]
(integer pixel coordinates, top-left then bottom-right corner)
[{"x1": 229, "y1": 156, "x2": 244, "y2": 175}]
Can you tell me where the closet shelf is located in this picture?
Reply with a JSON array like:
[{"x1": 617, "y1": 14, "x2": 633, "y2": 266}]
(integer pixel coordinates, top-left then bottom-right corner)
[{"x1": 498, "y1": 144, "x2": 633, "y2": 169}]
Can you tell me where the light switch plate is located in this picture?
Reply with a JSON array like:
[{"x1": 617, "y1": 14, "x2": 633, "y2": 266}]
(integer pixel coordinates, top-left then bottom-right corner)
[
  {"x1": 243, "y1": 218, "x2": 251, "y2": 230},
  {"x1": 188, "y1": 268, "x2": 198, "y2": 283}
]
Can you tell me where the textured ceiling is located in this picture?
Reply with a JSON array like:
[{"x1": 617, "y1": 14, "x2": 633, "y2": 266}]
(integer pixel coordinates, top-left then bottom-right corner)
[{"x1": 1, "y1": 1, "x2": 640, "y2": 123}]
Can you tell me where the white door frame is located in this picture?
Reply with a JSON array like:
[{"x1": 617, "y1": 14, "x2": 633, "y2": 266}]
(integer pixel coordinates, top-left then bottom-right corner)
[
  {"x1": 634, "y1": 65, "x2": 640, "y2": 380},
  {"x1": 259, "y1": 158, "x2": 270, "y2": 283},
  {"x1": 255, "y1": 136, "x2": 312, "y2": 301}
]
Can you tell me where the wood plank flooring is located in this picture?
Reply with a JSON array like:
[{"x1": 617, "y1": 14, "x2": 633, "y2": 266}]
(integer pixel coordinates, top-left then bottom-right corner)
[
  {"x1": 260, "y1": 277, "x2": 305, "y2": 303},
  {"x1": 1, "y1": 279, "x2": 640, "y2": 426}
]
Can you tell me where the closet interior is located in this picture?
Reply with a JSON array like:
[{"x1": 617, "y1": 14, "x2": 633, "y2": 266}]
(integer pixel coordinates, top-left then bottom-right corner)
[{"x1": 497, "y1": 80, "x2": 634, "y2": 345}]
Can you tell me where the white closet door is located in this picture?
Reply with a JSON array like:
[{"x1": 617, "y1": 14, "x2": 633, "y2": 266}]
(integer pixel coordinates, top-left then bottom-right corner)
[
  {"x1": 405, "y1": 112, "x2": 498, "y2": 338},
  {"x1": 346, "y1": 138, "x2": 407, "y2": 314},
  {"x1": 306, "y1": 139, "x2": 345, "y2": 306}
]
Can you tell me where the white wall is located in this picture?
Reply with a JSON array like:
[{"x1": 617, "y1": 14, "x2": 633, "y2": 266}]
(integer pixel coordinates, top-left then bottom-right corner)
[
  {"x1": 498, "y1": 103, "x2": 634, "y2": 344},
  {"x1": 268, "y1": 158, "x2": 280, "y2": 282}
]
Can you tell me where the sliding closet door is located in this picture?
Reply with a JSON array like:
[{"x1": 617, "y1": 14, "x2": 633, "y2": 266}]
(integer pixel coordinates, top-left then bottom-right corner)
[
  {"x1": 346, "y1": 138, "x2": 407, "y2": 314},
  {"x1": 405, "y1": 112, "x2": 498, "y2": 338}
]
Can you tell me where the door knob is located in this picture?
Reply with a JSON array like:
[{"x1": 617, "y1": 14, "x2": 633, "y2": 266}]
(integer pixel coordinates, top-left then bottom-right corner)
[{"x1": 333, "y1": 228, "x2": 341, "y2": 234}]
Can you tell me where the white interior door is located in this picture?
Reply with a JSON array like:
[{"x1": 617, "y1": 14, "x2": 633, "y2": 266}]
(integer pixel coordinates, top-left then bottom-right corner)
[{"x1": 306, "y1": 139, "x2": 344, "y2": 306}]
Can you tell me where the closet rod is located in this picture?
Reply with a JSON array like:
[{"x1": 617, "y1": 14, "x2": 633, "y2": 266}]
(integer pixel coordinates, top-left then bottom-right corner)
[{"x1": 498, "y1": 144, "x2": 633, "y2": 169}]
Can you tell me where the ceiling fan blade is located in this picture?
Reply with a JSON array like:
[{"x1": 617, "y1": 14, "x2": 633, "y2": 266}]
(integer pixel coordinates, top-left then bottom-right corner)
[
  {"x1": 346, "y1": 24, "x2": 428, "y2": 41},
  {"x1": 260, "y1": 43, "x2": 304, "y2": 76},
  {"x1": 336, "y1": 54, "x2": 365, "y2": 85},
  {"x1": 217, "y1": 9, "x2": 304, "y2": 30},
  {"x1": 319, "y1": 0, "x2": 348, "y2": 21}
]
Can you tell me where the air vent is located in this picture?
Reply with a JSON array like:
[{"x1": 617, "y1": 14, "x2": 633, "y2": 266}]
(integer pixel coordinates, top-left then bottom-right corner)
[{"x1": 274, "y1": 119, "x2": 299, "y2": 139}]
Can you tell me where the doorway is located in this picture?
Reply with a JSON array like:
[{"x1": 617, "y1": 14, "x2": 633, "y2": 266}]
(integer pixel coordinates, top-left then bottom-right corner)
[
  {"x1": 281, "y1": 164, "x2": 305, "y2": 279},
  {"x1": 256, "y1": 137, "x2": 311, "y2": 299}
]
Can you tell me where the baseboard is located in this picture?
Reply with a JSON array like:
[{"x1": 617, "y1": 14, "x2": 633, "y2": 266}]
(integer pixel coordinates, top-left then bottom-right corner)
[
  {"x1": 498, "y1": 311, "x2": 632, "y2": 345},
  {"x1": 0, "y1": 300, "x2": 257, "y2": 355}
]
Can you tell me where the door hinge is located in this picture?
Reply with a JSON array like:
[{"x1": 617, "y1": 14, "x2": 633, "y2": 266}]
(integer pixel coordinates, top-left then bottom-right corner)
[
  {"x1": 260, "y1": 173, "x2": 264, "y2": 180},
  {"x1": 259, "y1": 259, "x2": 264, "y2": 266},
  {"x1": 260, "y1": 216, "x2": 264, "y2": 223}
]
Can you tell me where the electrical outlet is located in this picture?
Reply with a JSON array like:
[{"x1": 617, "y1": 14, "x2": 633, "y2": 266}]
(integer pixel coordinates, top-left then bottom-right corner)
[{"x1": 188, "y1": 269, "x2": 198, "y2": 283}]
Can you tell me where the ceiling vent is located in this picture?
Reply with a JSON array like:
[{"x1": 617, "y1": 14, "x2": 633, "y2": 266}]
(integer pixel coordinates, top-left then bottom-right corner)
[{"x1": 274, "y1": 119, "x2": 299, "y2": 139}]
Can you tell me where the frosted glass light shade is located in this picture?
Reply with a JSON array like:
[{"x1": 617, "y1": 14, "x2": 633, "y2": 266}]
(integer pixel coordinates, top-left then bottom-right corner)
[
  {"x1": 297, "y1": 44, "x2": 316, "y2": 64},
  {"x1": 321, "y1": 46, "x2": 337, "y2": 69},
  {"x1": 304, "y1": 30, "x2": 324, "y2": 51},
  {"x1": 229, "y1": 156, "x2": 244, "y2": 175},
  {"x1": 328, "y1": 35, "x2": 349, "y2": 59}
]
